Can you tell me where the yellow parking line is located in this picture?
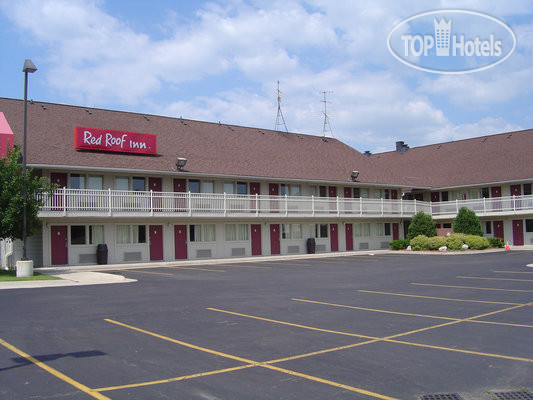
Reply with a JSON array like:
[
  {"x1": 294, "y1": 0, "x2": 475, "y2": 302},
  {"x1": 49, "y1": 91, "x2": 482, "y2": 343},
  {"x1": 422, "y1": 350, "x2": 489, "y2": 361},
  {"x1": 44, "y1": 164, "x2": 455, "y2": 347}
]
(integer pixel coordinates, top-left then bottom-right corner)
[
  {"x1": 206, "y1": 308, "x2": 376, "y2": 340},
  {"x1": 411, "y1": 283, "x2": 533, "y2": 293},
  {"x1": 215, "y1": 264, "x2": 271, "y2": 269},
  {"x1": 457, "y1": 276, "x2": 533, "y2": 283},
  {"x1": 358, "y1": 290, "x2": 522, "y2": 305},
  {"x1": 0, "y1": 337, "x2": 110, "y2": 400},
  {"x1": 387, "y1": 339, "x2": 533, "y2": 363},
  {"x1": 105, "y1": 319, "x2": 254, "y2": 364},
  {"x1": 103, "y1": 319, "x2": 398, "y2": 399},
  {"x1": 493, "y1": 270, "x2": 533, "y2": 274},
  {"x1": 96, "y1": 364, "x2": 255, "y2": 392},
  {"x1": 124, "y1": 270, "x2": 175, "y2": 276},
  {"x1": 292, "y1": 298, "x2": 456, "y2": 321},
  {"x1": 262, "y1": 364, "x2": 398, "y2": 400},
  {"x1": 166, "y1": 266, "x2": 225, "y2": 273},
  {"x1": 293, "y1": 298, "x2": 533, "y2": 330}
]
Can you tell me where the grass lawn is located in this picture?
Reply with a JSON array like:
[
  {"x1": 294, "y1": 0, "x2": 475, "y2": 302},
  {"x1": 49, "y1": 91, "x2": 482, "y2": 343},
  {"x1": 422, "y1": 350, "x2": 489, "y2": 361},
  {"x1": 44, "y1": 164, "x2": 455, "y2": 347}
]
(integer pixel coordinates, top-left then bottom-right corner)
[{"x1": 0, "y1": 269, "x2": 62, "y2": 282}]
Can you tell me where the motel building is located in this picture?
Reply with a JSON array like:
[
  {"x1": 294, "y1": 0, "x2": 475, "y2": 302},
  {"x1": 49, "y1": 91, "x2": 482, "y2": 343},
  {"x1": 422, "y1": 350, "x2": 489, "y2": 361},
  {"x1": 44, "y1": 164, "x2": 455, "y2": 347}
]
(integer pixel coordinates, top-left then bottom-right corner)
[{"x1": 0, "y1": 97, "x2": 532, "y2": 267}]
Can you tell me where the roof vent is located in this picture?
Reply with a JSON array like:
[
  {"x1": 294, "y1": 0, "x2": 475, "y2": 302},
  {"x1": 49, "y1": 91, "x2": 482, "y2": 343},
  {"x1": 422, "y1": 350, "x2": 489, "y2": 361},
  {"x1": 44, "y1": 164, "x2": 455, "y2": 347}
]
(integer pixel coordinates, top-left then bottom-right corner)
[
  {"x1": 364, "y1": 150, "x2": 372, "y2": 157},
  {"x1": 143, "y1": 115, "x2": 150, "y2": 121},
  {"x1": 40, "y1": 104, "x2": 47, "y2": 110},
  {"x1": 436, "y1": 144, "x2": 441, "y2": 149},
  {"x1": 85, "y1": 109, "x2": 92, "y2": 115},
  {"x1": 482, "y1": 137, "x2": 487, "y2": 142},
  {"x1": 396, "y1": 141, "x2": 409, "y2": 153},
  {"x1": 507, "y1": 133, "x2": 512, "y2": 138},
  {"x1": 321, "y1": 137, "x2": 328, "y2": 142},
  {"x1": 258, "y1": 130, "x2": 265, "y2": 135},
  {"x1": 227, "y1": 125, "x2": 234, "y2": 132}
]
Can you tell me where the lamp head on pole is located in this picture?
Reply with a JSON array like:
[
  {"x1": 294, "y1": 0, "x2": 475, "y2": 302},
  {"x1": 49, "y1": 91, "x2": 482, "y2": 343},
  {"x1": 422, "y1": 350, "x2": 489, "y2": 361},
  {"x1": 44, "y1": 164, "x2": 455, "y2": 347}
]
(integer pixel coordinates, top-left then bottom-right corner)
[{"x1": 22, "y1": 59, "x2": 37, "y2": 74}]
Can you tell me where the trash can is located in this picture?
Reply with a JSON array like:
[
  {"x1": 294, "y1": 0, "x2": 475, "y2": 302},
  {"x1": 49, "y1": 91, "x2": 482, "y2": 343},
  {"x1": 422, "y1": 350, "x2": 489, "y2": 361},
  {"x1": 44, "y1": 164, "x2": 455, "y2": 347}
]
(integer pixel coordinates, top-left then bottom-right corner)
[
  {"x1": 306, "y1": 238, "x2": 316, "y2": 254},
  {"x1": 96, "y1": 244, "x2": 108, "y2": 265}
]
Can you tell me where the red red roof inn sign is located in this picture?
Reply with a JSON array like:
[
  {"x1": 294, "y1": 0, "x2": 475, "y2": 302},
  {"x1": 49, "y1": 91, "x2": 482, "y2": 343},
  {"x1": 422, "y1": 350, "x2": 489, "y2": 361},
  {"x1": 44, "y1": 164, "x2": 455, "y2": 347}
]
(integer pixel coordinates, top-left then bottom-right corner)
[{"x1": 74, "y1": 126, "x2": 157, "y2": 155}]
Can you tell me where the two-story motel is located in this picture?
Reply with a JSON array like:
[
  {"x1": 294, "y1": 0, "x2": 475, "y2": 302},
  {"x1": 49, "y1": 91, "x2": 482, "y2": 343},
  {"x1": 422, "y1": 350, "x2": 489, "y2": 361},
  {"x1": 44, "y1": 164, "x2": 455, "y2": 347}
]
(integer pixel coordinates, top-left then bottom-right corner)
[{"x1": 1, "y1": 97, "x2": 532, "y2": 267}]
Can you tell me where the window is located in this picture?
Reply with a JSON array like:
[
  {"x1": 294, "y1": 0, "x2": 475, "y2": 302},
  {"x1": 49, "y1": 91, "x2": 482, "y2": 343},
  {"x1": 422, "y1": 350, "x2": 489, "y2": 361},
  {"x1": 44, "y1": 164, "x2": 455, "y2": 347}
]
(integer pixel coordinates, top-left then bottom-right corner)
[
  {"x1": 376, "y1": 223, "x2": 391, "y2": 236},
  {"x1": 225, "y1": 224, "x2": 248, "y2": 241},
  {"x1": 70, "y1": 174, "x2": 85, "y2": 189},
  {"x1": 190, "y1": 224, "x2": 216, "y2": 242},
  {"x1": 443, "y1": 223, "x2": 452, "y2": 228},
  {"x1": 281, "y1": 224, "x2": 302, "y2": 239},
  {"x1": 319, "y1": 186, "x2": 327, "y2": 197},
  {"x1": 281, "y1": 184, "x2": 301, "y2": 196},
  {"x1": 526, "y1": 219, "x2": 533, "y2": 233},
  {"x1": 70, "y1": 225, "x2": 86, "y2": 245},
  {"x1": 468, "y1": 189, "x2": 480, "y2": 199},
  {"x1": 481, "y1": 187, "x2": 490, "y2": 198},
  {"x1": 202, "y1": 181, "x2": 214, "y2": 193},
  {"x1": 189, "y1": 180, "x2": 200, "y2": 193},
  {"x1": 441, "y1": 191, "x2": 449, "y2": 201},
  {"x1": 360, "y1": 188, "x2": 369, "y2": 198},
  {"x1": 224, "y1": 182, "x2": 235, "y2": 194},
  {"x1": 132, "y1": 177, "x2": 145, "y2": 192},
  {"x1": 89, "y1": 225, "x2": 104, "y2": 244},
  {"x1": 485, "y1": 221, "x2": 492, "y2": 234},
  {"x1": 70, "y1": 225, "x2": 104, "y2": 245},
  {"x1": 88, "y1": 175, "x2": 103, "y2": 190},
  {"x1": 116, "y1": 225, "x2": 146, "y2": 244},
  {"x1": 115, "y1": 177, "x2": 129, "y2": 191},
  {"x1": 524, "y1": 184, "x2": 532, "y2": 196},
  {"x1": 290, "y1": 185, "x2": 301, "y2": 196},
  {"x1": 353, "y1": 188, "x2": 360, "y2": 198},
  {"x1": 354, "y1": 223, "x2": 371, "y2": 237},
  {"x1": 237, "y1": 182, "x2": 247, "y2": 195},
  {"x1": 310, "y1": 224, "x2": 328, "y2": 238}
]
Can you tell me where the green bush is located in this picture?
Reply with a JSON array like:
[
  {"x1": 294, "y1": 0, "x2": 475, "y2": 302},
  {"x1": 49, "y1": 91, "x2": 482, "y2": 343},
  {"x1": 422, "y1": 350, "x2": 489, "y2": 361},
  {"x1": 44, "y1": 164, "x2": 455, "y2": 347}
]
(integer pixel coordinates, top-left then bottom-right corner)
[
  {"x1": 446, "y1": 234, "x2": 464, "y2": 250},
  {"x1": 427, "y1": 236, "x2": 447, "y2": 250},
  {"x1": 410, "y1": 235, "x2": 429, "y2": 251},
  {"x1": 453, "y1": 207, "x2": 483, "y2": 236},
  {"x1": 389, "y1": 239, "x2": 410, "y2": 250},
  {"x1": 464, "y1": 234, "x2": 490, "y2": 250},
  {"x1": 489, "y1": 237, "x2": 505, "y2": 248},
  {"x1": 407, "y1": 212, "x2": 437, "y2": 240}
]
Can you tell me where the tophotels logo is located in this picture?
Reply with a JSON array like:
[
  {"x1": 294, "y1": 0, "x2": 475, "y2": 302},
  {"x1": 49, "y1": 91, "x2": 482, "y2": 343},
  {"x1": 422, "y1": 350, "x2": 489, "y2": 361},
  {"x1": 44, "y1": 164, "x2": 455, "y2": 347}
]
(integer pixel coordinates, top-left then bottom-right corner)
[{"x1": 387, "y1": 10, "x2": 516, "y2": 74}]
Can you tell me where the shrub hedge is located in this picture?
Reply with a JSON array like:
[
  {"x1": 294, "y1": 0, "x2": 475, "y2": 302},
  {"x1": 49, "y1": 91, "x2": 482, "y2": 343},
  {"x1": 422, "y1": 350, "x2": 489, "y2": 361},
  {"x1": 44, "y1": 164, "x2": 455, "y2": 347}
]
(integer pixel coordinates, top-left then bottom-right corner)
[
  {"x1": 410, "y1": 235, "x2": 429, "y2": 251},
  {"x1": 427, "y1": 236, "x2": 447, "y2": 250},
  {"x1": 389, "y1": 239, "x2": 410, "y2": 250}
]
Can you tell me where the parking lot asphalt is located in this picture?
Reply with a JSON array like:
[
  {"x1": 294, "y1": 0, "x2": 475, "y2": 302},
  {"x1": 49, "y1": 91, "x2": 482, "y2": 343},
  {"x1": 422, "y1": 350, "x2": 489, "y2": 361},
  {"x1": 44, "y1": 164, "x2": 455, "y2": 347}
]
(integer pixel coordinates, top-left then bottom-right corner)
[{"x1": 1, "y1": 251, "x2": 532, "y2": 400}]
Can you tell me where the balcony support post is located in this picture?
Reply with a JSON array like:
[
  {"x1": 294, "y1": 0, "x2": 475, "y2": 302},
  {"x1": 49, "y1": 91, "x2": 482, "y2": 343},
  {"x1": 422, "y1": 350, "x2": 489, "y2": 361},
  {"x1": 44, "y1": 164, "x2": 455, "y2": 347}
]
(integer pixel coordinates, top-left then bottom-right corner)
[
  {"x1": 224, "y1": 192, "x2": 227, "y2": 217},
  {"x1": 337, "y1": 196, "x2": 340, "y2": 217},
  {"x1": 62, "y1": 188, "x2": 66, "y2": 216},
  {"x1": 255, "y1": 193, "x2": 259, "y2": 217},
  {"x1": 188, "y1": 191, "x2": 192, "y2": 217},
  {"x1": 312, "y1": 195, "x2": 315, "y2": 217},
  {"x1": 108, "y1": 188, "x2": 112, "y2": 216},
  {"x1": 150, "y1": 190, "x2": 153, "y2": 216}
]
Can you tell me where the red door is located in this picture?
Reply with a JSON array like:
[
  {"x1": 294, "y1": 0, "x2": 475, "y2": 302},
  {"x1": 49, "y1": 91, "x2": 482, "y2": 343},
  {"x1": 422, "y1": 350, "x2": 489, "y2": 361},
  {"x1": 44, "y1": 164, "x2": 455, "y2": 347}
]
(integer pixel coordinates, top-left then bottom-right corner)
[
  {"x1": 431, "y1": 192, "x2": 440, "y2": 202},
  {"x1": 510, "y1": 184, "x2": 522, "y2": 210},
  {"x1": 392, "y1": 223, "x2": 400, "y2": 240},
  {"x1": 250, "y1": 182, "x2": 260, "y2": 195},
  {"x1": 344, "y1": 187, "x2": 352, "y2": 213},
  {"x1": 491, "y1": 186, "x2": 502, "y2": 211},
  {"x1": 269, "y1": 183, "x2": 279, "y2": 212},
  {"x1": 149, "y1": 225, "x2": 163, "y2": 261},
  {"x1": 251, "y1": 224, "x2": 262, "y2": 256},
  {"x1": 345, "y1": 223, "x2": 353, "y2": 251},
  {"x1": 270, "y1": 224, "x2": 280, "y2": 255},
  {"x1": 174, "y1": 225, "x2": 187, "y2": 259},
  {"x1": 512, "y1": 220, "x2": 524, "y2": 246},
  {"x1": 330, "y1": 224, "x2": 338, "y2": 252},
  {"x1": 50, "y1": 172, "x2": 68, "y2": 211},
  {"x1": 391, "y1": 190, "x2": 398, "y2": 200},
  {"x1": 174, "y1": 178, "x2": 186, "y2": 211},
  {"x1": 329, "y1": 186, "x2": 337, "y2": 212},
  {"x1": 149, "y1": 177, "x2": 163, "y2": 212},
  {"x1": 493, "y1": 221, "x2": 504, "y2": 239},
  {"x1": 51, "y1": 226, "x2": 68, "y2": 265}
]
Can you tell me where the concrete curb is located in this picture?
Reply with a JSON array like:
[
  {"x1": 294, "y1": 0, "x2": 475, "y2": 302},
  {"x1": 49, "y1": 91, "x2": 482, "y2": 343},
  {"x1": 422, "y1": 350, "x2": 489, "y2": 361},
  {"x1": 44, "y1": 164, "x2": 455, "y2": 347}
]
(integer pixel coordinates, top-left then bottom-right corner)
[{"x1": 0, "y1": 271, "x2": 136, "y2": 290}]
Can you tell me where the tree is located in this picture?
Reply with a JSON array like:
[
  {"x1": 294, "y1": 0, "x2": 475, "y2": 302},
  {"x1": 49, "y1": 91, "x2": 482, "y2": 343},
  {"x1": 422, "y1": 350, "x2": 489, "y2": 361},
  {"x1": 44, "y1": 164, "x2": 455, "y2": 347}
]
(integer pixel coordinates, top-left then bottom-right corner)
[
  {"x1": 453, "y1": 207, "x2": 483, "y2": 236},
  {"x1": 0, "y1": 146, "x2": 55, "y2": 240},
  {"x1": 407, "y1": 211, "x2": 437, "y2": 240}
]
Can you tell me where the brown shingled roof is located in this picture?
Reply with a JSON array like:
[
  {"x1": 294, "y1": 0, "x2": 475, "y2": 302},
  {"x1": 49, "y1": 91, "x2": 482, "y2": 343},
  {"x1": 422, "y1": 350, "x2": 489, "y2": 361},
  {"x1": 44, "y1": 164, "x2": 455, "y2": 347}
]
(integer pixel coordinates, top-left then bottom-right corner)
[
  {"x1": 1, "y1": 97, "x2": 531, "y2": 188},
  {"x1": 371, "y1": 130, "x2": 533, "y2": 188},
  {"x1": 0, "y1": 97, "x2": 375, "y2": 184}
]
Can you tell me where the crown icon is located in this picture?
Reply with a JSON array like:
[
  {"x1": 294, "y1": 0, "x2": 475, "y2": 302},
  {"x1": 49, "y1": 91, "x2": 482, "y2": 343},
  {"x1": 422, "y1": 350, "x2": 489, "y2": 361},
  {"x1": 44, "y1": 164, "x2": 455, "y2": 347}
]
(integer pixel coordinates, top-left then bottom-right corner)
[{"x1": 434, "y1": 18, "x2": 452, "y2": 56}]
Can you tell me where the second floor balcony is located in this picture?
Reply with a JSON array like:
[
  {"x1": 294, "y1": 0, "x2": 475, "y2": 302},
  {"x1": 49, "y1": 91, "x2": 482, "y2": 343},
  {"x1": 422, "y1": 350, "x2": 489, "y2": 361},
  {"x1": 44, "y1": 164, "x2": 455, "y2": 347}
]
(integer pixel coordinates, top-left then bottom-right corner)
[{"x1": 38, "y1": 188, "x2": 533, "y2": 220}]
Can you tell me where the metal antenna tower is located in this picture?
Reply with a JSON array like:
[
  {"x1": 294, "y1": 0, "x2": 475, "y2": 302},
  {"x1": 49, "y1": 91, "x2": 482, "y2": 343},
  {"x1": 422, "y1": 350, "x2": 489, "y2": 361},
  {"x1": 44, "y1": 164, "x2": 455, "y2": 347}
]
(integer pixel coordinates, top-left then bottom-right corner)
[
  {"x1": 320, "y1": 90, "x2": 334, "y2": 137},
  {"x1": 275, "y1": 81, "x2": 288, "y2": 132}
]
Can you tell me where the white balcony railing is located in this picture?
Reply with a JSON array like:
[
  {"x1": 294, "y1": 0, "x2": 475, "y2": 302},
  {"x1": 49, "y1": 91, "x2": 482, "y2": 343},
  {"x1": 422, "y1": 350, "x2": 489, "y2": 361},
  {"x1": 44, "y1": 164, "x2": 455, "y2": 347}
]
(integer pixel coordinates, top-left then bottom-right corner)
[{"x1": 38, "y1": 188, "x2": 533, "y2": 219}]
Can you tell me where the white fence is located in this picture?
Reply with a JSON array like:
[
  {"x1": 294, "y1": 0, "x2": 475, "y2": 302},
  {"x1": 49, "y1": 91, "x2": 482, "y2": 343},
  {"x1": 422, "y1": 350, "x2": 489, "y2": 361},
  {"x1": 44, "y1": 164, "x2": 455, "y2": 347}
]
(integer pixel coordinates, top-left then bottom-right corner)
[{"x1": 38, "y1": 188, "x2": 533, "y2": 219}]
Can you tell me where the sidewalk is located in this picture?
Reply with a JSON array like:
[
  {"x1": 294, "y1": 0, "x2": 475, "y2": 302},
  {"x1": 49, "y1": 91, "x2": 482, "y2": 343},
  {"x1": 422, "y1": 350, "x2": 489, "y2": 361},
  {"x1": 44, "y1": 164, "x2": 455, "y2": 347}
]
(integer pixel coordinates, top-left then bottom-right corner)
[{"x1": 0, "y1": 271, "x2": 136, "y2": 290}]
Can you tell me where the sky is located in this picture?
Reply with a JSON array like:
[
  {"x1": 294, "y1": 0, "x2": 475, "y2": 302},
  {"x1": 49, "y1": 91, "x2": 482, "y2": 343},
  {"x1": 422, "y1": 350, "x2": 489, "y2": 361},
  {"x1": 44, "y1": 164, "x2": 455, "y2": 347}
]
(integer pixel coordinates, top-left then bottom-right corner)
[{"x1": 1, "y1": 0, "x2": 532, "y2": 153}]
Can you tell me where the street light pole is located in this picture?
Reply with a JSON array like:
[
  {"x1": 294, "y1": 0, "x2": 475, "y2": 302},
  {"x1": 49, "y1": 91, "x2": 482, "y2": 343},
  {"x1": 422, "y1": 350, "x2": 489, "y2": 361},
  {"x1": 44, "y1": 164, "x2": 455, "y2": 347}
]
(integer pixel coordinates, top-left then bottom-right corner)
[{"x1": 22, "y1": 59, "x2": 37, "y2": 261}]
